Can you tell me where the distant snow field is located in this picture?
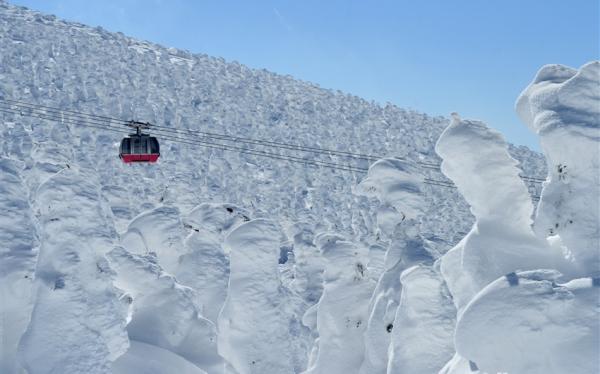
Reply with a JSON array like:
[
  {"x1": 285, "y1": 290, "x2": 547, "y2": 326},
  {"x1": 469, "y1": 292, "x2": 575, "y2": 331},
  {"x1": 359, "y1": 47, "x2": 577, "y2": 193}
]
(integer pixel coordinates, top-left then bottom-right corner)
[{"x1": 0, "y1": 2, "x2": 598, "y2": 373}]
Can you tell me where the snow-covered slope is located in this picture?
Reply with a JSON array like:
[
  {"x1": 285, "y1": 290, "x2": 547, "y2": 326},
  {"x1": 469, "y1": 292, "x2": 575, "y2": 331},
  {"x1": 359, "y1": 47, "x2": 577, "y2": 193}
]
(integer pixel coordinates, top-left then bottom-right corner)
[
  {"x1": 3, "y1": 1, "x2": 596, "y2": 374},
  {"x1": 0, "y1": 1, "x2": 545, "y2": 245}
]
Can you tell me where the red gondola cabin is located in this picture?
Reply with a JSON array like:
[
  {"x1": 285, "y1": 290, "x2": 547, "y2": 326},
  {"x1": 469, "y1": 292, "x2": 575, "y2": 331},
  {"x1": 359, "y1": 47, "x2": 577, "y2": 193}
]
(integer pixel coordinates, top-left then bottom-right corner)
[{"x1": 119, "y1": 131, "x2": 160, "y2": 163}]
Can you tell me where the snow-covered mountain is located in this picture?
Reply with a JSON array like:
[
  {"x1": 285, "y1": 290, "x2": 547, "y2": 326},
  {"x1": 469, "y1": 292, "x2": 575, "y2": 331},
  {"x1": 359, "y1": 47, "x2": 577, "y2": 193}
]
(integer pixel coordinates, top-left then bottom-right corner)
[{"x1": 1, "y1": 1, "x2": 597, "y2": 374}]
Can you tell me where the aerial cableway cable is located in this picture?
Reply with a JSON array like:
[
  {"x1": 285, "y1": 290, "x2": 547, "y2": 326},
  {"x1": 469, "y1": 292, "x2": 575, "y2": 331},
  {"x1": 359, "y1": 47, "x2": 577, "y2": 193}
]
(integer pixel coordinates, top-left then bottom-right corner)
[
  {"x1": 0, "y1": 105, "x2": 542, "y2": 201},
  {"x1": 0, "y1": 106, "x2": 365, "y2": 172},
  {"x1": 0, "y1": 99, "x2": 543, "y2": 174},
  {"x1": 0, "y1": 99, "x2": 514, "y2": 171},
  {"x1": 0, "y1": 103, "x2": 367, "y2": 172},
  {"x1": 0, "y1": 100, "x2": 423, "y2": 172},
  {"x1": 0, "y1": 105, "x2": 473, "y2": 187},
  {"x1": 0, "y1": 106, "x2": 367, "y2": 173},
  {"x1": 0, "y1": 103, "x2": 542, "y2": 199},
  {"x1": 0, "y1": 104, "x2": 461, "y2": 181},
  {"x1": 0, "y1": 99, "x2": 546, "y2": 180},
  {"x1": 1, "y1": 98, "x2": 382, "y2": 162},
  {"x1": 0, "y1": 98, "x2": 442, "y2": 169},
  {"x1": 0, "y1": 98, "x2": 544, "y2": 199}
]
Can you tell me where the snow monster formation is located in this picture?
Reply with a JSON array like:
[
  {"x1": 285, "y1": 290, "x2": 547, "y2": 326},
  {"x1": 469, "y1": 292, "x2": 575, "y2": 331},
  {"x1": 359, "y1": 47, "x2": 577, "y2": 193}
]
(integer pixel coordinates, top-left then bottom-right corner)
[
  {"x1": 0, "y1": 2, "x2": 597, "y2": 372},
  {"x1": 438, "y1": 62, "x2": 599, "y2": 374},
  {"x1": 355, "y1": 159, "x2": 454, "y2": 374}
]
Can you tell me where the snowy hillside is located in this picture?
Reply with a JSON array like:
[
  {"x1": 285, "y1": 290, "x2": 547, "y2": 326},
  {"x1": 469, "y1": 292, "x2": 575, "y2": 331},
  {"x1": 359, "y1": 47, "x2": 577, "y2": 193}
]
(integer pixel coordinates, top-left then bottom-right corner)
[
  {"x1": 0, "y1": 2, "x2": 546, "y2": 242},
  {"x1": 2, "y1": 1, "x2": 598, "y2": 374}
]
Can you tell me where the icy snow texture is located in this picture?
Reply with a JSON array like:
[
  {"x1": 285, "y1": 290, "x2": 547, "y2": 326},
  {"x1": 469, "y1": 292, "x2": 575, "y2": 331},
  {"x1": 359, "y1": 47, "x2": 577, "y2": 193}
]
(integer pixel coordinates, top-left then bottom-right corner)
[
  {"x1": 516, "y1": 61, "x2": 600, "y2": 277},
  {"x1": 436, "y1": 115, "x2": 556, "y2": 309},
  {"x1": 438, "y1": 62, "x2": 599, "y2": 374},
  {"x1": 355, "y1": 158, "x2": 426, "y2": 236},
  {"x1": 107, "y1": 246, "x2": 223, "y2": 373},
  {"x1": 302, "y1": 234, "x2": 374, "y2": 374},
  {"x1": 0, "y1": 158, "x2": 37, "y2": 374},
  {"x1": 218, "y1": 219, "x2": 295, "y2": 374},
  {"x1": 356, "y1": 158, "x2": 454, "y2": 374},
  {"x1": 456, "y1": 271, "x2": 600, "y2": 374},
  {"x1": 387, "y1": 264, "x2": 454, "y2": 373},
  {"x1": 120, "y1": 206, "x2": 186, "y2": 274},
  {"x1": 113, "y1": 341, "x2": 208, "y2": 374},
  {"x1": 19, "y1": 168, "x2": 129, "y2": 374}
]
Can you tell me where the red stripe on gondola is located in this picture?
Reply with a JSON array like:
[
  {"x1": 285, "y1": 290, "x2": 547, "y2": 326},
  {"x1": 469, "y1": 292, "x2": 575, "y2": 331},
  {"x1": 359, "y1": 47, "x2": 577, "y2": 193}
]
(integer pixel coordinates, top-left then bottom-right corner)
[{"x1": 120, "y1": 154, "x2": 160, "y2": 163}]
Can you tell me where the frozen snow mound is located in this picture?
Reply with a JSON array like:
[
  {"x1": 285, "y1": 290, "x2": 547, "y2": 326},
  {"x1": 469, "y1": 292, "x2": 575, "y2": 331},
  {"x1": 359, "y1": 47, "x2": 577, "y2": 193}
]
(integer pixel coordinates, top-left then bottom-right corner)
[
  {"x1": 437, "y1": 62, "x2": 600, "y2": 374},
  {"x1": 387, "y1": 264, "x2": 454, "y2": 374},
  {"x1": 286, "y1": 220, "x2": 326, "y2": 306},
  {"x1": 355, "y1": 158, "x2": 425, "y2": 236},
  {"x1": 107, "y1": 246, "x2": 223, "y2": 374},
  {"x1": 303, "y1": 233, "x2": 374, "y2": 374},
  {"x1": 18, "y1": 168, "x2": 129, "y2": 374},
  {"x1": 356, "y1": 156, "x2": 453, "y2": 374},
  {"x1": 183, "y1": 203, "x2": 251, "y2": 237},
  {"x1": 436, "y1": 114, "x2": 535, "y2": 230},
  {"x1": 435, "y1": 115, "x2": 555, "y2": 308},
  {"x1": 0, "y1": 158, "x2": 37, "y2": 374},
  {"x1": 517, "y1": 61, "x2": 600, "y2": 277},
  {"x1": 455, "y1": 270, "x2": 600, "y2": 374},
  {"x1": 178, "y1": 203, "x2": 249, "y2": 323},
  {"x1": 516, "y1": 62, "x2": 599, "y2": 136},
  {"x1": 120, "y1": 206, "x2": 186, "y2": 275},
  {"x1": 218, "y1": 219, "x2": 295, "y2": 374},
  {"x1": 113, "y1": 340, "x2": 207, "y2": 374},
  {"x1": 178, "y1": 231, "x2": 230, "y2": 324}
]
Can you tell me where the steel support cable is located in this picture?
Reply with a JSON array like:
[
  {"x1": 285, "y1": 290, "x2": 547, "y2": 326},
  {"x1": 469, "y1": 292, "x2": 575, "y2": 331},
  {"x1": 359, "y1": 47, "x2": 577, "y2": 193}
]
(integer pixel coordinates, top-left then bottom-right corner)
[
  {"x1": 0, "y1": 104, "x2": 367, "y2": 172},
  {"x1": 0, "y1": 105, "x2": 542, "y2": 198},
  {"x1": 0, "y1": 99, "x2": 498, "y2": 176},
  {"x1": 0, "y1": 98, "x2": 451, "y2": 170},
  {"x1": 1, "y1": 108, "x2": 365, "y2": 173},
  {"x1": 0, "y1": 107, "x2": 132, "y2": 136},
  {"x1": 0, "y1": 99, "x2": 547, "y2": 186},
  {"x1": 0, "y1": 104, "x2": 545, "y2": 193},
  {"x1": 2, "y1": 106, "x2": 471, "y2": 185},
  {"x1": 152, "y1": 122, "x2": 382, "y2": 161},
  {"x1": 146, "y1": 132, "x2": 368, "y2": 173},
  {"x1": 149, "y1": 123, "x2": 441, "y2": 170},
  {"x1": 142, "y1": 129, "x2": 436, "y2": 176},
  {"x1": 0, "y1": 97, "x2": 122, "y2": 123},
  {"x1": 0, "y1": 101, "x2": 443, "y2": 174},
  {"x1": 423, "y1": 175, "x2": 541, "y2": 200},
  {"x1": 0, "y1": 106, "x2": 368, "y2": 173},
  {"x1": 0, "y1": 98, "x2": 383, "y2": 161}
]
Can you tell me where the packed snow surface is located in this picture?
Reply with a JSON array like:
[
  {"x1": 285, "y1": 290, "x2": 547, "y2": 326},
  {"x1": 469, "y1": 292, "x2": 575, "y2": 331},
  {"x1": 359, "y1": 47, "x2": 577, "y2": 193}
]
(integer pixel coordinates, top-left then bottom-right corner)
[{"x1": 1, "y1": 1, "x2": 598, "y2": 374}]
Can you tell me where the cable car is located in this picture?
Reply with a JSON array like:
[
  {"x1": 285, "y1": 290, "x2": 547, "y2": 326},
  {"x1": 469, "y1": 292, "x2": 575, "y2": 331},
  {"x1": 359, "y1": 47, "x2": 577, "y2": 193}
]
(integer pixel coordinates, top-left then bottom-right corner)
[{"x1": 119, "y1": 121, "x2": 160, "y2": 163}]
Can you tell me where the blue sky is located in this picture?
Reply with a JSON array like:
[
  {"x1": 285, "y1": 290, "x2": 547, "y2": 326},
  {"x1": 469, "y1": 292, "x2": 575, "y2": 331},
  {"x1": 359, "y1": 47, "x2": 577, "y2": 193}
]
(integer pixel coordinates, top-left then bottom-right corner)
[{"x1": 12, "y1": 0, "x2": 600, "y2": 150}]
